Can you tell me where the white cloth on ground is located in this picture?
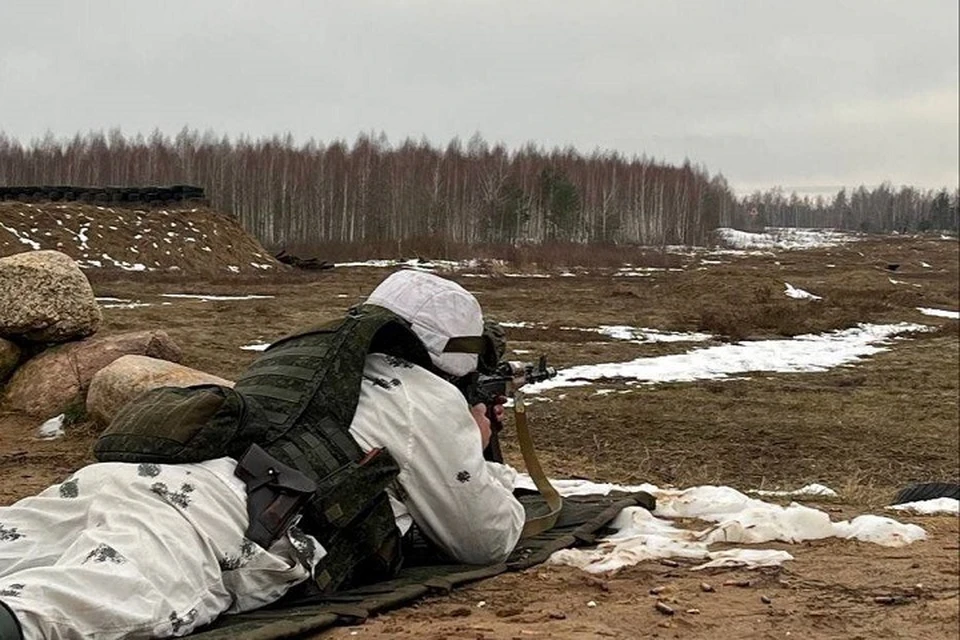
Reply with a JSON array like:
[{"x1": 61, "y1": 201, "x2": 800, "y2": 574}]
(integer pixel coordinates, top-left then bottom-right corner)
[
  {"x1": 0, "y1": 458, "x2": 323, "y2": 640},
  {"x1": 350, "y1": 353, "x2": 524, "y2": 565}
]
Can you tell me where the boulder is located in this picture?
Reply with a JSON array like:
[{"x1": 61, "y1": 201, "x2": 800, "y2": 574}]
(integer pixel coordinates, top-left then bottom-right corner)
[
  {"x1": 0, "y1": 337, "x2": 20, "y2": 382},
  {"x1": 0, "y1": 250, "x2": 103, "y2": 343},
  {"x1": 2, "y1": 330, "x2": 182, "y2": 417},
  {"x1": 86, "y1": 355, "x2": 234, "y2": 425}
]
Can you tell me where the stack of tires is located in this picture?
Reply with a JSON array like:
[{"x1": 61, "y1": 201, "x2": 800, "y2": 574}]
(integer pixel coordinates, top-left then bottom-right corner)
[
  {"x1": 0, "y1": 185, "x2": 206, "y2": 205},
  {"x1": 892, "y1": 482, "x2": 959, "y2": 504}
]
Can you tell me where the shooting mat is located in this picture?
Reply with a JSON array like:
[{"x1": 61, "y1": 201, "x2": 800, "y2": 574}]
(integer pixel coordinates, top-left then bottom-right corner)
[{"x1": 187, "y1": 491, "x2": 652, "y2": 639}]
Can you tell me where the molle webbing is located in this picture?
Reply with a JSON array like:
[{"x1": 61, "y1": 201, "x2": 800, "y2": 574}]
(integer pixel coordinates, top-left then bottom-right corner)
[
  {"x1": 233, "y1": 306, "x2": 432, "y2": 591},
  {"x1": 235, "y1": 306, "x2": 431, "y2": 444}
]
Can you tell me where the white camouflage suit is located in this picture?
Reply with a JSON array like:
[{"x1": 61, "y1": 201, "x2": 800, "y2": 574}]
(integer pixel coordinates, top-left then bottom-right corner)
[
  {"x1": 0, "y1": 270, "x2": 525, "y2": 639},
  {"x1": 0, "y1": 457, "x2": 324, "y2": 639}
]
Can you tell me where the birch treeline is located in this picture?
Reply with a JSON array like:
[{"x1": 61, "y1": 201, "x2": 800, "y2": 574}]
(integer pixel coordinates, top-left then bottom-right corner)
[
  {"x1": 3, "y1": 130, "x2": 952, "y2": 249},
  {"x1": 0, "y1": 129, "x2": 735, "y2": 248},
  {"x1": 739, "y1": 184, "x2": 959, "y2": 233}
]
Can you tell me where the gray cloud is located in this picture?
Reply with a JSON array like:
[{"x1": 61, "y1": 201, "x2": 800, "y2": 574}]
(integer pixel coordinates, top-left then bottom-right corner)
[{"x1": 1, "y1": 0, "x2": 956, "y2": 193}]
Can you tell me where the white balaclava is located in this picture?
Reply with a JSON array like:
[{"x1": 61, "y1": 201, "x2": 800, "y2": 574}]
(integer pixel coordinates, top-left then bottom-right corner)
[{"x1": 365, "y1": 270, "x2": 484, "y2": 377}]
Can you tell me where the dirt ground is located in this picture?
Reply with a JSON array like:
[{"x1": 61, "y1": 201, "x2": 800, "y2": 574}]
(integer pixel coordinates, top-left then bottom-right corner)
[{"x1": 1, "y1": 231, "x2": 958, "y2": 638}]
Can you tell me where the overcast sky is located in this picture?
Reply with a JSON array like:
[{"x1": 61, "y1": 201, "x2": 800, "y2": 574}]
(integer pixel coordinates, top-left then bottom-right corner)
[{"x1": 1, "y1": 0, "x2": 957, "y2": 194}]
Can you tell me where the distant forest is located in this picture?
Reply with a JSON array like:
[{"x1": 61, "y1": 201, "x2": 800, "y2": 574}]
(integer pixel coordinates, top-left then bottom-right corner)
[{"x1": 0, "y1": 130, "x2": 956, "y2": 250}]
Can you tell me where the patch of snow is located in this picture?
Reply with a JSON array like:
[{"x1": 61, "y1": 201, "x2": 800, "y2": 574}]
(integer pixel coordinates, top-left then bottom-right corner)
[
  {"x1": 502, "y1": 272, "x2": 551, "y2": 278},
  {"x1": 887, "y1": 498, "x2": 959, "y2": 516},
  {"x1": 597, "y1": 326, "x2": 713, "y2": 344},
  {"x1": 37, "y1": 414, "x2": 65, "y2": 440},
  {"x1": 889, "y1": 277, "x2": 922, "y2": 288},
  {"x1": 335, "y1": 258, "x2": 465, "y2": 271},
  {"x1": 917, "y1": 307, "x2": 959, "y2": 320},
  {"x1": 524, "y1": 323, "x2": 931, "y2": 394},
  {"x1": 94, "y1": 253, "x2": 147, "y2": 272},
  {"x1": 615, "y1": 266, "x2": 683, "y2": 277},
  {"x1": 240, "y1": 342, "x2": 271, "y2": 351},
  {"x1": 102, "y1": 302, "x2": 153, "y2": 309},
  {"x1": 784, "y1": 283, "x2": 822, "y2": 300},
  {"x1": 0, "y1": 222, "x2": 41, "y2": 250},
  {"x1": 716, "y1": 227, "x2": 857, "y2": 251},
  {"x1": 250, "y1": 262, "x2": 274, "y2": 270},
  {"x1": 162, "y1": 293, "x2": 274, "y2": 302},
  {"x1": 76, "y1": 223, "x2": 90, "y2": 251},
  {"x1": 226, "y1": 265, "x2": 240, "y2": 273},
  {"x1": 920, "y1": 262, "x2": 932, "y2": 268}
]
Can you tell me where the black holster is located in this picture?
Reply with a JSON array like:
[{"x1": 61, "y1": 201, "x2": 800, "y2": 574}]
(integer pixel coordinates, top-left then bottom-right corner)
[{"x1": 235, "y1": 444, "x2": 317, "y2": 549}]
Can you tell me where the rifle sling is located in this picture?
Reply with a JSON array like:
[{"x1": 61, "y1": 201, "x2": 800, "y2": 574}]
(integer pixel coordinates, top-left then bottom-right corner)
[{"x1": 513, "y1": 393, "x2": 563, "y2": 538}]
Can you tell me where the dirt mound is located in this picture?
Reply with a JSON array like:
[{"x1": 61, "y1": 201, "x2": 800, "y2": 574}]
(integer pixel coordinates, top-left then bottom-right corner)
[{"x1": 0, "y1": 201, "x2": 282, "y2": 276}]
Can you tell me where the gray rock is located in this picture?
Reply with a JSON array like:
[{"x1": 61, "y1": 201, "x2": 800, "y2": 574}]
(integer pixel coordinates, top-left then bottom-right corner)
[
  {"x1": 86, "y1": 355, "x2": 233, "y2": 425},
  {"x1": 0, "y1": 337, "x2": 20, "y2": 383},
  {"x1": 2, "y1": 330, "x2": 182, "y2": 417},
  {"x1": 0, "y1": 250, "x2": 102, "y2": 343}
]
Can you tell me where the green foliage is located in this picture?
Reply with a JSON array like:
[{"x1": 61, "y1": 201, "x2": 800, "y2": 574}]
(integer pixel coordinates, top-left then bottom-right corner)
[
  {"x1": 62, "y1": 395, "x2": 88, "y2": 427},
  {"x1": 927, "y1": 189, "x2": 958, "y2": 232},
  {"x1": 539, "y1": 167, "x2": 580, "y2": 241}
]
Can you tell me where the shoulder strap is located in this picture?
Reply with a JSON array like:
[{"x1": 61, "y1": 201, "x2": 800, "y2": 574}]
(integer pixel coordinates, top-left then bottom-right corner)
[{"x1": 513, "y1": 393, "x2": 563, "y2": 538}]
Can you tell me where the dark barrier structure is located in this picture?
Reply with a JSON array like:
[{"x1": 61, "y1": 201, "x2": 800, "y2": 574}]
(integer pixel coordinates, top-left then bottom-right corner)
[{"x1": 0, "y1": 185, "x2": 206, "y2": 206}]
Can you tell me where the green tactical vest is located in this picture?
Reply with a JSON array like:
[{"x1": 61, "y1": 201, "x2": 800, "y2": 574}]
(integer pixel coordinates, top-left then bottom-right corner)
[{"x1": 233, "y1": 304, "x2": 433, "y2": 593}]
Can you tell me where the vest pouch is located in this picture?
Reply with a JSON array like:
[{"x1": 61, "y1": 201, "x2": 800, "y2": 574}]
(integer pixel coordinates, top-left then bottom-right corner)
[
  {"x1": 307, "y1": 447, "x2": 400, "y2": 530},
  {"x1": 94, "y1": 384, "x2": 269, "y2": 464}
]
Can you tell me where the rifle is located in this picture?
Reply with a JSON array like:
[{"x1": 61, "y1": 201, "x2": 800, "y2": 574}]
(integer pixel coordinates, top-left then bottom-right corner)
[{"x1": 457, "y1": 356, "x2": 557, "y2": 463}]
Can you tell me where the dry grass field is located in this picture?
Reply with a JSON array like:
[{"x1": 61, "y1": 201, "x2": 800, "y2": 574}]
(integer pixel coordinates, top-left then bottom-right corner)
[{"x1": 1, "y1": 228, "x2": 957, "y2": 638}]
